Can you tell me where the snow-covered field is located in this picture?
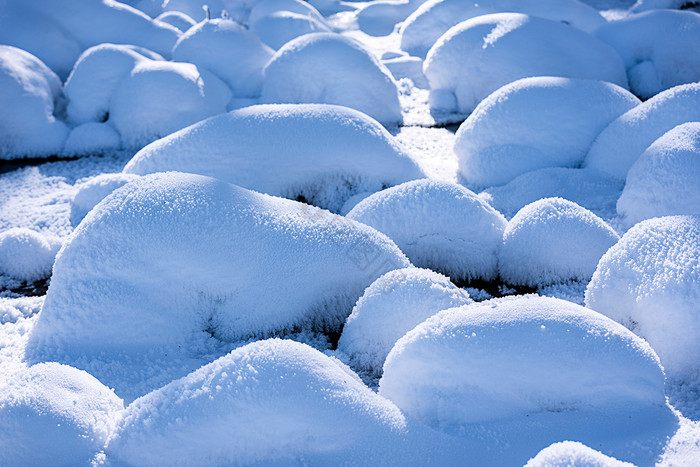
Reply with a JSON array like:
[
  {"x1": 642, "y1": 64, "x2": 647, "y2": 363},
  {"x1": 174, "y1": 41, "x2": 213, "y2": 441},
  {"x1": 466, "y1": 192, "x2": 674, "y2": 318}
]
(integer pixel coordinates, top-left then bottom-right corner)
[{"x1": 1, "y1": 0, "x2": 699, "y2": 465}]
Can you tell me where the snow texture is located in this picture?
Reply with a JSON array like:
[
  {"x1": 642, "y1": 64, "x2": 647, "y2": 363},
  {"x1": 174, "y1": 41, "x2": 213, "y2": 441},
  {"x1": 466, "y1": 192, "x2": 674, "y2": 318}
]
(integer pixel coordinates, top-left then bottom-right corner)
[
  {"x1": 0, "y1": 229, "x2": 61, "y2": 283},
  {"x1": 70, "y1": 173, "x2": 142, "y2": 226},
  {"x1": 525, "y1": 441, "x2": 634, "y2": 467},
  {"x1": 251, "y1": 12, "x2": 331, "y2": 50},
  {"x1": 454, "y1": 77, "x2": 640, "y2": 188},
  {"x1": 346, "y1": 179, "x2": 508, "y2": 281},
  {"x1": 423, "y1": 13, "x2": 629, "y2": 115},
  {"x1": 498, "y1": 198, "x2": 620, "y2": 287},
  {"x1": 124, "y1": 104, "x2": 424, "y2": 213},
  {"x1": 261, "y1": 33, "x2": 403, "y2": 126}
]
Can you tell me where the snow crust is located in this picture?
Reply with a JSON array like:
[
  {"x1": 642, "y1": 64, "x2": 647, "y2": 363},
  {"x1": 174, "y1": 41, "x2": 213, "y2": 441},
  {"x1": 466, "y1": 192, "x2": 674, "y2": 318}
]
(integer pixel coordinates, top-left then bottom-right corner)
[
  {"x1": 0, "y1": 229, "x2": 62, "y2": 283},
  {"x1": 525, "y1": 441, "x2": 634, "y2": 467}
]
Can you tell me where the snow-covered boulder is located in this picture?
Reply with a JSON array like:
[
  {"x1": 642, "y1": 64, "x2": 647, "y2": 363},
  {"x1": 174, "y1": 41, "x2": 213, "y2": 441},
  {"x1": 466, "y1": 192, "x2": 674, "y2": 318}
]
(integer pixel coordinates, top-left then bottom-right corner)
[
  {"x1": 27, "y1": 173, "x2": 411, "y2": 400},
  {"x1": 400, "y1": 0, "x2": 606, "y2": 59},
  {"x1": 0, "y1": 46, "x2": 69, "y2": 160},
  {"x1": 70, "y1": 173, "x2": 142, "y2": 226},
  {"x1": 498, "y1": 198, "x2": 619, "y2": 287},
  {"x1": 0, "y1": 363, "x2": 123, "y2": 466},
  {"x1": 525, "y1": 441, "x2": 634, "y2": 467},
  {"x1": 585, "y1": 82, "x2": 700, "y2": 180},
  {"x1": 261, "y1": 33, "x2": 403, "y2": 126},
  {"x1": 585, "y1": 215, "x2": 700, "y2": 379},
  {"x1": 251, "y1": 12, "x2": 331, "y2": 50},
  {"x1": 337, "y1": 268, "x2": 472, "y2": 379},
  {"x1": 454, "y1": 77, "x2": 640, "y2": 188},
  {"x1": 124, "y1": 104, "x2": 424, "y2": 212},
  {"x1": 106, "y1": 339, "x2": 408, "y2": 466},
  {"x1": 346, "y1": 179, "x2": 507, "y2": 281},
  {"x1": 63, "y1": 122, "x2": 122, "y2": 157},
  {"x1": 356, "y1": 0, "x2": 425, "y2": 37},
  {"x1": 423, "y1": 13, "x2": 628, "y2": 115},
  {"x1": 617, "y1": 122, "x2": 700, "y2": 228},
  {"x1": 171, "y1": 19, "x2": 274, "y2": 97},
  {"x1": 0, "y1": 228, "x2": 62, "y2": 282},
  {"x1": 596, "y1": 10, "x2": 700, "y2": 99}
]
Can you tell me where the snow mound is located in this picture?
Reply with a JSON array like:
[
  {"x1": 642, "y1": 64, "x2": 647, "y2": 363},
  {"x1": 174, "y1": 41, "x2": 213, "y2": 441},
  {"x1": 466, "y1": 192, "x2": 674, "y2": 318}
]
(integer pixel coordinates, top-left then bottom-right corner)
[
  {"x1": 171, "y1": 18, "x2": 274, "y2": 97},
  {"x1": 251, "y1": 11, "x2": 331, "y2": 50},
  {"x1": 585, "y1": 215, "x2": 700, "y2": 379},
  {"x1": 70, "y1": 173, "x2": 142, "y2": 226},
  {"x1": 337, "y1": 268, "x2": 472, "y2": 379},
  {"x1": 0, "y1": 228, "x2": 62, "y2": 282},
  {"x1": 63, "y1": 122, "x2": 122, "y2": 157},
  {"x1": 0, "y1": 46, "x2": 69, "y2": 160},
  {"x1": 106, "y1": 339, "x2": 407, "y2": 466},
  {"x1": 124, "y1": 104, "x2": 424, "y2": 212},
  {"x1": 617, "y1": 122, "x2": 700, "y2": 228},
  {"x1": 0, "y1": 363, "x2": 123, "y2": 466},
  {"x1": 261, "y1": 33, "x2": 403, "y2": 126},
  {"x1": 596, "y1": 10, "x2": 700, "y2": 99},
  {"x1": 248, "y1": 0, "x2": 326, "y2": 25},
  {"x1": 355, "y1": 0, "x2": 425, "y2": 37},
  {"x1": 424, "y1": 13, "x2": 628, "y2": 115},
  {"x1": 346, "y1": 179, "x2": 507, "y2": 281},
  {"x1": 585, "y1": 82, "x2": 700, "y2": 180},
  {"x1": 27, "y1": 173, "x2": 411, "y2": 400},
  {"x1": 498, "y1": 198, "x2": 620, "y2": 287},
  {"x1": 154, "y1": 11, "x2": 197, "y2": 32},
  {"x1": 525, "y1": 441, "x2": 634, "y2": 467},
  {"x1": 400, "y1": 0, "x2": 606, "y2": 59},
  {"x1": 454, "y1": 77, "x2": 640, "y2": 188}
]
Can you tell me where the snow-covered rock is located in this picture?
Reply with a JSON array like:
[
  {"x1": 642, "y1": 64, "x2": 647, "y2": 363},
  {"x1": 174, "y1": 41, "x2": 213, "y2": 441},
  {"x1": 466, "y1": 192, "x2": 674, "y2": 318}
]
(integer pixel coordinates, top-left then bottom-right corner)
[
  {"x1": 585, "y1": 215, "x2": 700, "y2": 379},
  {"x1": 498, "y1": 198, "x2": 619, "y2": 287},
  {"x1": 0, "y1": 228, "x2": 62, "y2": 282},
  {"x1": 337, "y1": 268, "x2": 472, "y2": 379},
  {"x1": 251, "y1": 12, "x2": 331, "y2": 50},
  {"x1": 596, "y1": 10, "x2": 700, "y2": 99},
  {"x1": 617, "y1": 122, "x2": 700, "y2": 228},
  {"x1": 124, "y1": 104, "x2": 424, "y2": 212},
  {"x1": 356, "y1": 0, "x2": 425, "y2": 37},
  {"x1": 400, "y1": 0, "x2": 606, "y2": 59},
  {"x1": 525, "y1": 441, "x2": 634, "y2": 467},
  {"x1": 26, "y1": 173, "x2": 411, "y2": 400},
  {"x1": 0, "y1": 363, "x2": 123, "y2": 466},
  {"x1": 423, "y1": 13, "x2": 629, "y2": 115},
  {"x1": 585, "y1": 82, "x2": 700, "y2": 180},
  {"x1": 261, "y1": 33, "x2": 403, "y2": 126},
  {"x1": 346, "y1": 179, "x2": 507, "y2": 281},
  {"x1": 70, "y1": 173, "x2": 142, "y2": 226},
  {"x1": 454, "y1": 77, "x2": 640, "y2": 188},
  {"x1": 63, "y1": 122, "x2": 122, "y2": 157}
]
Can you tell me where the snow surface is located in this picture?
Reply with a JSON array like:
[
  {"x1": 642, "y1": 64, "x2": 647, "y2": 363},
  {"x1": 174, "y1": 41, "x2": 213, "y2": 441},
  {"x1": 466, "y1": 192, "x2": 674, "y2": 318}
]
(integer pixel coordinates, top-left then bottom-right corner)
[
  {"x1": 251, "y1": 11, "x2": 331, "y2": 50},
  {"x1": 355, "y1": 0, "x2": 425, "y2": 37},
  {"x1": 124, "y1": 104, "x2": 424, "y2": 212},
  {"x1": 525, "y1": 441, "x2": 634, "y2": 467},
  {"x1": 498, "y1": 198, "x2": 620, "y2": 287},
  {"x1": 346, "y1": 179, "x2": 508, "y2": 281},
  {"x1": 70, "y1": 173, "x2": 141, "y2": 226},
  {"x1": 63, "y1": 122, "x2": 122, "y2": 157},
  {"x1": 248, "y1": 0, "x2": 327, "y2": 25},
  {"x1": 454, "y1": 77, "x2": 640, "y2": 188},
  {"x1": 0, "y1": 228, "x2": 61, "y2": 283},
  {"x1": 154, "y1": 11, "x2": 197, "y2": 32}
]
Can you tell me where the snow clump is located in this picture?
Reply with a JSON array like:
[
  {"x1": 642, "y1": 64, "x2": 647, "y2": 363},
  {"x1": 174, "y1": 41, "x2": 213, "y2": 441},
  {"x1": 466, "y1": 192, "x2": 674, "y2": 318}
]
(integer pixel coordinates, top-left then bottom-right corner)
[
  {"x1": 0, "y1": 228, "x2": 62, "y2": 282},
  {"x1": 525, "y1": 441, "x2": 634, "y2": 467},
  {"x1": 70, "y1": 173, "x2": 142, "y2": 226}
]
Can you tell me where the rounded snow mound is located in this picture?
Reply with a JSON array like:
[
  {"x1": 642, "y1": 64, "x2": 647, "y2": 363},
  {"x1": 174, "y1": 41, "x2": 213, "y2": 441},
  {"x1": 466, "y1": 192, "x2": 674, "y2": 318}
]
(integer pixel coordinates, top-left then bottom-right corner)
[
  {"x1": 454, "y1": 77, "x2": 640, "y2": 188},
  {"x1": 379, "y1": 295, "x2": 666, "y2": 431},
  {"x1": 525, "y1": 441, "x2": 634, "y2": 467},
  {"x1": 355, "y1": 0, "x2": 424, "y2": 37},
  {"x1": 0, "y1": 228, "x2": 62, "y2": 282},
  {"x1": 124, "y1": 104, "x2": 424, "y2": 213},
  {"x1": 0, "y1": 363, "x2": 123, "y2": 466},
  {"x1": 0, "y1": 46, "x2": 69, "y2": 160},
  {"x1": 347, "y1": 179, "x2": 508, "y2": 281},
  {"x1": 171, "y1": 18, "x2": 274, "y2": 97},
  {"x1": 63, "y1": 122, "x2": 122, "y2": 157},
  {"x1": 423, "y1": 13, "x2": 628, "y2": 115},
  {"x1": 337, "y1": 268, "x2": 472, "y2": 379},
  {"x1": 617, "y1": 122, "x2": 700, "y2": 228},
  {"x1": 585, "y1": 82, "x2": 700, "y2": 180},
  {"x1": 106, "y1": 339, "x2": 407, "y2": 466},
  {"x1": 251, "y1": 11, "x2": 331, "y2": 50},
  {"x1": 154, "y1": 11, "x2": 196, "y2": 32},
  {"x1": 27, "y1": 172, "x2": 411, "y2": 400},
  {"x1": 498, "y1": 198, "x2": 620, "y2": 287},
  {"x1": 248, "y1": 0, "x2": 326, "y2": 26},
  {"x1": 70, "y1": 173, "x2": 141, "y2": 226},
  {"x1": 585, "y1": 215, "x2": 700, "y2": 378},
  {"x1": 400, "y1": 0, "x2": 606, "y2": 59},
  {"x1": 261, "y1": 33, "x2": 403, "y2": 126},
  {"x1": 596, "y1": 10, "x2": 700, "y2": 99}
]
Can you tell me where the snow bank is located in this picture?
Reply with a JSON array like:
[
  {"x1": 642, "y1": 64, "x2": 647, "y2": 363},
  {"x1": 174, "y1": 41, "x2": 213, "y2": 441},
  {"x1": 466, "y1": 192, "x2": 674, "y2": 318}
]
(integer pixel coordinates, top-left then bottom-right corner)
[
  {"x1": 346, "y1": 179, "x2": 507, "y2": 281},
  {"x1": 617, "y1": 122, "x2": 700, "y2": 228},
  {"x1": 525, "y1": 441, "x2": 634, "y2": 467},
  {"x1": 454, "y1": 77, "x2": 640, "y2": 188},
  {"x1": 70, "y1": 174, "x2": 142, "y2": 226},
  {"x1": 337, "y1": 268, "x2": 472, "y2": 379},
  {"x1": 585, "y1": 82, "x2": 700, "y2": 180},
  {"x1": 261, "y1": 33, "x2": 403, "y2": 126},
  {"x1": 0, "y1": 46, "x2": 69, "y2": 160},
  {"x1": 498, "y1": 198, "x2": 619, "y2": 287},
  {"x1": 251, "y1": 11, "x2": 331, "y2": 50},
  {"x1": 596, "y1": 10, "x2": 700, "y2": 99},
  {"x1": 124, "y1": 104, "x2": 424, "y2": 212},
  {"x1": 27, "y1": 172, "x2": 411, "y2": 400},
  {"x1": 0, "y1": 228, "x2": 62, "y2": 282},
  {"x1": 106, "y1": 339, "x2": 408, "y2": 466},
  {"x1": 0, "y1": 363, "x2": 123, "y2": 466},
  {"x1": 423, "y1": 13, "x2": 628, "y2": 115},
  {"x1": 400, "y1": 0, "x2": 606, "y2": 58},
  {"x1": 585, "y1": 215, "x2": 700, "y2": 379}
]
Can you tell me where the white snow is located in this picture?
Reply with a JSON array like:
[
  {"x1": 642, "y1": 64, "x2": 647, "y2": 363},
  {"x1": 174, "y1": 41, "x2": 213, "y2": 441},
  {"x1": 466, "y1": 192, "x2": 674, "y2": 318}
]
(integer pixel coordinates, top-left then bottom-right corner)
[
  {"x1": 123, "y1": 104, "x2": 424, "y2": 212},
  {"x1": 154, "y1": 11, "x2": 197, "y2": 32},
  {"x1": 70, "y1": 173, "x2": 142, "y2": 226},
  {"x1": 248, "y1": 0, "x2": 326, "y2": 25},
  {"x1": 251, "y1": 12, "x2": 331, "y2": 50},
  {"x1": 498, "y1": 198, "x2": 620, "y2": 287},
  {"x1": 454, "y1": 77, "x2": 640, "y2": 188},
  {"x1": 0, "y1": 229, "x2": 62, "y2": 283},
  {"x1": 525, "y1": 441, "x2": 634, "y2": 467},
  {"x1": 355, "y1": 0, "x2": 425, "y2": 37},
  {"x1": 423, "y1": 13, "x2": 629, "y2": 115},
  {"x1": 63, "y1": 122, "x2": 122, "y2": 157},
  {"x1": 346, "y1": 179, "x2": 507, "y2": 281}
]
